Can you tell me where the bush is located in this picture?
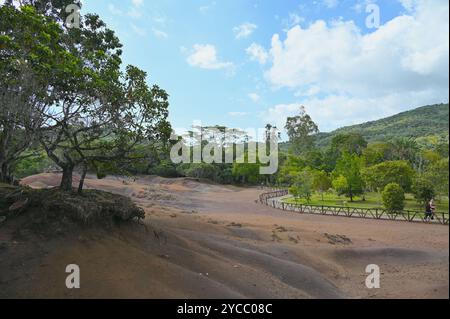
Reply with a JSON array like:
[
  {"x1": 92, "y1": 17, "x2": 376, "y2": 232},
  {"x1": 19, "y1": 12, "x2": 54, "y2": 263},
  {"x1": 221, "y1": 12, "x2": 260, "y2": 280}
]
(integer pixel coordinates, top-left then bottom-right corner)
[
  {"x1": 382, "y1": 183, "x2": 405, "y2": 212},
  {"x1": 412, "y1": 177, "x2": 436, "y2": 205},
  {"x1": 332, "y1": 175, "x2": 348, "y2": 196},
  {"x1": 177, "y1": 163, "x2": 219, "y2": 181},
  {"x1": 289, "y1": 169, "x2": 314, "y2": 202},
  {"x1": 148, "y1": 160, "x2": 179, "y2": 178}
]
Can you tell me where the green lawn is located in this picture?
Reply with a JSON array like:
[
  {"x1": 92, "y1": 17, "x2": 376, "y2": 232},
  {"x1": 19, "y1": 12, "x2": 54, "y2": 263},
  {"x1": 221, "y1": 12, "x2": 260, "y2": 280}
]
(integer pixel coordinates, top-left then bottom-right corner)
[{"x1": 283, "y1": 192, "x2": 449, "y2": 213}]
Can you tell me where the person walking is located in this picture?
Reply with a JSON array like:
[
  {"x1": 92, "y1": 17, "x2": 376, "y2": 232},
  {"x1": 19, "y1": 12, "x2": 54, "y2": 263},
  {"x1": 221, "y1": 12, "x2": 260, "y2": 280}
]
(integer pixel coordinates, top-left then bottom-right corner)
[
  {"x1": 425, "y1": 200, "x2": 433, "y2": 221},
  {"x1": 430, "y1": 199, "x2": 436, "y2": 221}
]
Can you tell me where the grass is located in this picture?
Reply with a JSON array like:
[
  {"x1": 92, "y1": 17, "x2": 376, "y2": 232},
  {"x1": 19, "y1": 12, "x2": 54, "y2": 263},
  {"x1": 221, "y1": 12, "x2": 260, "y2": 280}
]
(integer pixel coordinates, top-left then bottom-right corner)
[{"x1": 283, "y1": 192, "x2": 449, "y2": 213}]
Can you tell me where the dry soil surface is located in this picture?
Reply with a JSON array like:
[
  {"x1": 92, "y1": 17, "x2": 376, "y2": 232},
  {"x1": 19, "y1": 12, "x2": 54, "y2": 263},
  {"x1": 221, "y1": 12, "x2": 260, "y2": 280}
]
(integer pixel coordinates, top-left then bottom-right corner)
[{"x1": 0, "y1": 173, "x2": 448, "y2": 299}]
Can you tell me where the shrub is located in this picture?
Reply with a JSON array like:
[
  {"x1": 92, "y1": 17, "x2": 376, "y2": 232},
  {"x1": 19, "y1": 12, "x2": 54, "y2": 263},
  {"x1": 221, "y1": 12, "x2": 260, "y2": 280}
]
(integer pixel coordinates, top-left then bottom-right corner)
[
  {"x1": 148, "y1": 160, "x2": 179, "y2": 178},
  {"x1": 289, "y1": 169, "x2": 314, "y2": 202},
  {"x1": 332, "y1": 175, "x2": 348, "y2": 196},
  {"x1": 412, "y1": 177, "x2": 436, "y2": 205},
  {"x1": 382, "y1": 183, "x2": 405, "y2": 212},
  {"x1": 177, "y1": 163, "x2": 219, "y2": 180}
]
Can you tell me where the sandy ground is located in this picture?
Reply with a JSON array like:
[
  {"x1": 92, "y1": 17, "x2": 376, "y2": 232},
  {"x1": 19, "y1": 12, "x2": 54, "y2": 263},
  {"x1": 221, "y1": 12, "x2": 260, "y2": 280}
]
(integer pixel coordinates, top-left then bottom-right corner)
[{"x1": 0, "y1": 173, "x2": 448, "y2": 299}]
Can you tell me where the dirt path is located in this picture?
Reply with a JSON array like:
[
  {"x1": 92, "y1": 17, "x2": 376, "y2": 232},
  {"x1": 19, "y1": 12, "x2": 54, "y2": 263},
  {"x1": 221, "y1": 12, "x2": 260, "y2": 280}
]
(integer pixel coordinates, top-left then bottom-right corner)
[{"x1": 0, "y1": 173, "x2": 448, "y2": 299}]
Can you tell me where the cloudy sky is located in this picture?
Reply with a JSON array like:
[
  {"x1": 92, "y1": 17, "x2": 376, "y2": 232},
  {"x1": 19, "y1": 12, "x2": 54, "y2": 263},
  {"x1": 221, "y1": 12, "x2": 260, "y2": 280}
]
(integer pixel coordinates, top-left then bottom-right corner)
[{"x1": 81, "y1": 0, "x2": 449, "y2": 136}]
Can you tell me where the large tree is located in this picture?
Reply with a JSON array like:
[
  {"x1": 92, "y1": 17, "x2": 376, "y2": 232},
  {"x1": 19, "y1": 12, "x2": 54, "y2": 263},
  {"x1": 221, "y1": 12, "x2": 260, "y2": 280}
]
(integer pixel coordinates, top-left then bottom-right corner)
[
  {"x1": 285, "y1": 106, "x2": 319, "y2": 155},
  {"x1": 362, "y1": 160, "x2": 415, "y2": 193},
  {"x1": 331, "y1": 133, "x2": 368, "y2": 156},
  {"x1": 2, "y1": 4, "x2": 171, "y2": 191},
  {"x1": 332, "y1": 152, "x2": 365, "y2": 202},
  {"x1": 312, "y1": 170, "x2": 332, "y2": 201}
]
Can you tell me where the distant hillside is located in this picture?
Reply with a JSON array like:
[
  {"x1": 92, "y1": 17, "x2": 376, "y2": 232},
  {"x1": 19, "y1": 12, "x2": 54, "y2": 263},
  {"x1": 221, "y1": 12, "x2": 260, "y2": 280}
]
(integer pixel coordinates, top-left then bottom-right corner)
[{"x1": 312, "y1": 103, "x2": 449, "y2": 148}]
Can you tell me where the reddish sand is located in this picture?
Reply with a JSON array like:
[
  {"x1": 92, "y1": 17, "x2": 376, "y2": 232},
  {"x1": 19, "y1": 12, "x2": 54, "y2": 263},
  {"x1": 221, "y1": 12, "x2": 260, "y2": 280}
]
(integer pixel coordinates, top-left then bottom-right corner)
[{"x1": 0, "y1": 173, "x2": 448, "y2": 299}]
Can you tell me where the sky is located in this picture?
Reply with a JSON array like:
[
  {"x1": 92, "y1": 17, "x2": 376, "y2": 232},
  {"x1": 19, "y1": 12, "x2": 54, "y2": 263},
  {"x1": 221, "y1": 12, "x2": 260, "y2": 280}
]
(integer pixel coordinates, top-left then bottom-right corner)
[{"x1": 80, "y1": 0, "x2": 449, "y2": 137}]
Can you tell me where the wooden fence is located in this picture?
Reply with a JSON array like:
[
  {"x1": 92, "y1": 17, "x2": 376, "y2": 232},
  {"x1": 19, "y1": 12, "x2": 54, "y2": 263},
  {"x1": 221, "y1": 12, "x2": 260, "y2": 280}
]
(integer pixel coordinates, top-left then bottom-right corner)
[{"x1": 259, "y1": 190, "x2": 449, "y2": 225}]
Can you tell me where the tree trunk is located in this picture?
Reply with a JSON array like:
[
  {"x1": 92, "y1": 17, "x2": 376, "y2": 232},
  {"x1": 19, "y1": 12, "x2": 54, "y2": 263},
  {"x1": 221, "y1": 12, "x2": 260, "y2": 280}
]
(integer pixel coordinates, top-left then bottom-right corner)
[
  {"x1": 0, "y1": 162, "x2": 12, "y2": 184},
  {"x1": 78, "y1": 164, "x2": 87, "y2": 194},
  {"x1": 60, "y1": 165, "x2": 74, "y2": 191}
]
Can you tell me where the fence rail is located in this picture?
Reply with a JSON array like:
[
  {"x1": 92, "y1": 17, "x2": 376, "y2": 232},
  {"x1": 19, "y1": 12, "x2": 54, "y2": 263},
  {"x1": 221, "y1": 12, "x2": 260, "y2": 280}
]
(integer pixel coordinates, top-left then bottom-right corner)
[{"x1": 259, "y1": 190, "x2": 449, "y2": 225}]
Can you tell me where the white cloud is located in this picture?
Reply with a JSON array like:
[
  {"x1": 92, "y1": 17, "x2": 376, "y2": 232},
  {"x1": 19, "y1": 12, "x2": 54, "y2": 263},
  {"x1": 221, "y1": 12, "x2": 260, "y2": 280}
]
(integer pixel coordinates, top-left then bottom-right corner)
[
  {"x1": 187, "y1": 44, "x2": 234, "y2": 70},
  {"x1": 132, "y1": 0, "x2": 144, "y2": 7},
  {"x1": 295, "y1": 86, "x2": 321, "y2": 97},
  {"x1": 108, "y1": 4, "x2": 123, "y2": 16},
  {"x1": 399, "y1": 0, "x2": 417, "y2": 11},
  {"x1": 153, "y1": 16, "x2": 167, "y2": 26},
  {"x1": 233, "y1": 23, "x2": 258, "y2": 39},
  {"x1": 260, "y1": 104, "x2": 303, "y2": 131},
  {"x1": 128, "y1": 7, "x2": 143, "y2": 19},
  {"x1": 229, "y1": 112, "x2": 249, "y2": 117},
  {"x1": 263, "y1": 0, "x2": 449, "y2": 130},
  {"x1": 152, "y1": 28, "x2": 168, "y2": 39},
  {"x1": 246, "y1": 43, "x2": 269, "y2": 65},
  {"x1": 199, "y1": 1, "x2": 216, "y2": 14},
  {"x1": 323, "y1": 0, "x2": 339, "y2": 8},
  {"x1": 130, "y1": 24, "x2": 146, "y2": 37},
  {"x1": 248, "y1": 93, "x2": 261, "y2": 102},
  {"x1": 263, "y1": 89, "x2": 447, "y2": 132}
]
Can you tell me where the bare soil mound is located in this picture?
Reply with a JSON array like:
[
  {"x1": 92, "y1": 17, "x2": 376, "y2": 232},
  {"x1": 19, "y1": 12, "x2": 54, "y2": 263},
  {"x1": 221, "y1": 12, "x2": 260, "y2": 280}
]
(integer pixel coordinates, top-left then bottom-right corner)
[{"x1": 0, "y1": 184, "x2": 144, "y2": 237}]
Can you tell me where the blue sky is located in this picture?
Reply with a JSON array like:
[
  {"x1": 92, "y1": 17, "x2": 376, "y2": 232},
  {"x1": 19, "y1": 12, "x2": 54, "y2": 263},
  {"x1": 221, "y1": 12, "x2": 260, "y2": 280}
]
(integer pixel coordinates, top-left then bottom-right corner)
[{"x1": 81, "y1": 0, "x2": 449, "y2": 137}]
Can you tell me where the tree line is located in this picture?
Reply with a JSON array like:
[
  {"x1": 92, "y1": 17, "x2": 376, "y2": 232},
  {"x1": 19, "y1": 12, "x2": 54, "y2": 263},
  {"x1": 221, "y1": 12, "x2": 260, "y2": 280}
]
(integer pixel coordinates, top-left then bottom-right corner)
[{"x1": 279, "y1": 106, "x2": 449, "y2": 212}]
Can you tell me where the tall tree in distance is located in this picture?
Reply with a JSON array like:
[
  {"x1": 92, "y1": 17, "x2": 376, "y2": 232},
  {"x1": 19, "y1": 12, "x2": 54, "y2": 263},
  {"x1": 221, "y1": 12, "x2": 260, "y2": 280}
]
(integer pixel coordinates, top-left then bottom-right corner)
[{"x1": 285, "y1": 106, "x2": 319, "y2": 155}]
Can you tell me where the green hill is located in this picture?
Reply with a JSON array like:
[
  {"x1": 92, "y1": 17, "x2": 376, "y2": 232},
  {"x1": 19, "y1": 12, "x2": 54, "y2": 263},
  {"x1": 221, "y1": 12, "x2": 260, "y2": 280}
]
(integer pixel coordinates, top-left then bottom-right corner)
[{"x1": 312, "y1": 103, "x2": 449, "y2": 148}]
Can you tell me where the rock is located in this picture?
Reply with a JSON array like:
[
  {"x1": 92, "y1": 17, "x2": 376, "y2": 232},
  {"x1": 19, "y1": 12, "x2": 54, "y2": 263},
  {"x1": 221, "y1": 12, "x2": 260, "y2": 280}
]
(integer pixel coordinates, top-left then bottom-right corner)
[
  {"x1": 227, "y1": 222, "x2": 242, "y2": 227},
  {"x1": 324, "y1": 233, "x2": 353, "y2": 245}
]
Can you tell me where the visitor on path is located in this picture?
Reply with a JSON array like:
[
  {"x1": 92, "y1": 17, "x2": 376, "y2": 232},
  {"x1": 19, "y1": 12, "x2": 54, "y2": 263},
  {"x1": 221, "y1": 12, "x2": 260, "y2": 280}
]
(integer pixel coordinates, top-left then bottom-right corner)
[
  {"x1": 425, "y1": 199, "x2": 435, "y2": 221},
  {"x1": 430, "y1": 199, "x2": 436, "y2": 220}
]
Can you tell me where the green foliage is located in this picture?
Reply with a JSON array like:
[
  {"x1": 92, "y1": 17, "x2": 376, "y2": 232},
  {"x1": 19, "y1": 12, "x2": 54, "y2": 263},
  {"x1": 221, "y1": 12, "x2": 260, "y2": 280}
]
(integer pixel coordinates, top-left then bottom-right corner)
[
  {"x1": 312, "y1": 170, "x2": 331, "y2": 199},
  {"x1": 289, "y1": 169, "x2": 314, "y2": 202},
  {"x1": 362, "y1": 160, "x2": 415, "y2": 192},
  {"x1": 315, "y1": 104, "x2": 449, "y2": 149},
  {"x1": 9, "y1": 4, "x2": 172, "y2": 191},
  {"x1": 277, "y1": 155, "x2": 305, "y2": 185},
  {"x1": 332, "y1": 152, "x2": 365, "y2": 201},
  {"x1": 303, "y1": 150, "x2": 325, "y2": 170},
  {"x1": 382, "y1": 183, "x2": 405, "y2": 212},
  {"x1": 148, "y1": 160, "x2": 179, "y2": 178},
  {"x1": 13, "y1": 152, "x2": 53, "y2": 178},
  {"x1": 363, "y1": 142, "x2": 393, "y2": 166},
  {"x1": 0, "y1": 4, "x2": 66, "y2": 183},
  {"x1": 331, "y1": 133, "x2": 368, "y2": 156},
  {"x1": 424, "y1": 158, "x2": 449, "y2": 196},
  {"x1": 177, "y1": 163, "x2": 219, "y2": 181},
  {"x1": 285, "y1": 106, "x2": 319, "y2": 154},
  {"x1": 332, "y1": 175, "x2": 348, "y2": 197},
  {"x1": 232, "y1": 162, "x2": 261, "y2": 184},
  {"x1": 412, "y1": 177, "x2": 436, "y2": 205}
]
